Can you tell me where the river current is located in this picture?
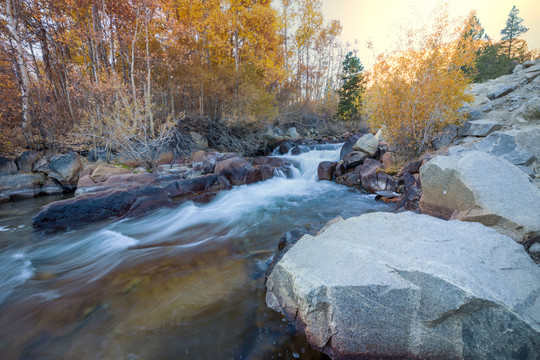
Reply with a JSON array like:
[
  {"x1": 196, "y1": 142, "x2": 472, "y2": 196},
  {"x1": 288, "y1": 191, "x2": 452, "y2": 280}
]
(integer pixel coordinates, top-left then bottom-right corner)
[{"x1": 0, "y1": 144, "x2": 392, "y2": 359}]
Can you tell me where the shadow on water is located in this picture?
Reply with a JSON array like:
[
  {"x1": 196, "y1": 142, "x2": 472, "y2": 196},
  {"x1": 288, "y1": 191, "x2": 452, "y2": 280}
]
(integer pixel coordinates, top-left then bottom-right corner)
[{"x1": 0, "y1": 144, "x2": 392, "y2": 359}]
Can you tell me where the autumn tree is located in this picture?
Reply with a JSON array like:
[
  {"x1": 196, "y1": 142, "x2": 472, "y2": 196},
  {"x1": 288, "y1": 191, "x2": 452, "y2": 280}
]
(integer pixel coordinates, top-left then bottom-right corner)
[
  {"x1": 363, "y1": 8, "x2": 481, "y2": 157},
  {"x1": 501, "y1": 5, "x2": 528, "y2": 60}
]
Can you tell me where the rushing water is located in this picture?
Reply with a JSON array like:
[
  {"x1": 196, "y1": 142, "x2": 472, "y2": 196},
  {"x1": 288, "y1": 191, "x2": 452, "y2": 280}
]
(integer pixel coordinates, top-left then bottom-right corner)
[{"x1": 0, "y1": 144, "x2": 393, "y2": 360}]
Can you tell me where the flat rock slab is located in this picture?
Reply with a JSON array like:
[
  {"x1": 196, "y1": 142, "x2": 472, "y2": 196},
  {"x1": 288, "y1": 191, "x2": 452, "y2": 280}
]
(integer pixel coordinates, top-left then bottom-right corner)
[
  {"x1": 420, "y1": 151, "x2": 540, "y2": 242},
  {"x1": 472, "y1": 131, "x2": 535, "y2": 166},
  {"x1": 460, "y1": 120, "x2": 502, "y2": 137},
  {"x1": 487, "y1": 84, "x2": 515, "y2": 100},
  {"x1": 266, "y1": 212, "x2": 540, "y2": 360}
]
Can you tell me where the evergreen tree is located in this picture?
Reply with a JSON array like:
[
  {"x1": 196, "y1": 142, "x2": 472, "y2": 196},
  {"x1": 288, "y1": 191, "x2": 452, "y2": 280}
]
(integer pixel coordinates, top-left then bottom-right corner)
[
  {"x1": 474, "y1": 42, "x2": 513, "y2": 82},
  {"x1": 500, "y1": 5, "x2": 529, "y2": 60},
  {"x1": 337, "y1": 52, "x2": 364, "y2": 120}
]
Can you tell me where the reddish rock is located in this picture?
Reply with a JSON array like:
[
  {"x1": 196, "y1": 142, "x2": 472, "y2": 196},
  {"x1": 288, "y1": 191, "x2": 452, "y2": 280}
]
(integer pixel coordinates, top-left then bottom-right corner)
[
  {"x1": 359, "y1": 159, "x2": 397, "y2": 193},
  {"x1": 334, "y1": 162, "x2": 347, "y2": 178},
  {"x1": 191, "y1": 150, "x2": 207, "y2": 163},
  {"x1": 162, "y1": 174, "x2": 217, "y2": 198},
  {"x1": 90, "y1": 165, "x2": 131, "y2": 183},
  {"x1": 278, "y1": 141, "x2": 294, "y2": 154},
  {"x1": 33, "y1": 188, "x2": 142, "y2": 230},
  {"x1": 218, "y1": 176, "x2": 232, "y2": 190},
  {"x1": 102, "y1": 173, "x2": 158, "y2": 188},
  {"x1": 317, "y1": 161, "x2": 337, "y2": 181},
  {"x1": 258, "y1": 165, "x2": 274, "y2": 181},
  {"x1": 157, "y1": 151, "x2": 174, "y2": 165},
  {"x1": 381, "y1": 152, "x2": 394, "y2": 169},
  {"x1": 396, "y1": 187, "x2": 422, "y2": 212},
  {"x1": 336, "y1": 171, "x2": 361, "y2": 188},
  {"x1": 398, "y1": 160, "x2": 422, "y2": 177},
  {"x1": 124, "y1": 196, "x2": 175, "y2": 218},
  {"x1": 245, "y1": 167, "x2": 263, "y2": 184},
  {"x1": 79, "y1": 164, "x2": 98, "y2": 178},
  {"x1": 76, "y1": 175, "x2": 97, "y2": 190},
  {"x1": 214, "y1": 157, "x2": 251, "y2": 186}
]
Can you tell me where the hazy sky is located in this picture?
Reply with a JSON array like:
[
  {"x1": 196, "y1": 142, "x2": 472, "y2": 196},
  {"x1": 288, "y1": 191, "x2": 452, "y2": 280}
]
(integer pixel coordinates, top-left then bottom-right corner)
[{"x1": 321, "y1": 0, "x2": 540, "y2": 67}]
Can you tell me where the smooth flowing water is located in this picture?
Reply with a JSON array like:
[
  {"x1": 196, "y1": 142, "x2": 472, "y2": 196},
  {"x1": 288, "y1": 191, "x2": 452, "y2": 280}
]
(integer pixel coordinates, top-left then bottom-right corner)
[{"x1": 0, "y1": 144, "x2": 393, "y2": 360}]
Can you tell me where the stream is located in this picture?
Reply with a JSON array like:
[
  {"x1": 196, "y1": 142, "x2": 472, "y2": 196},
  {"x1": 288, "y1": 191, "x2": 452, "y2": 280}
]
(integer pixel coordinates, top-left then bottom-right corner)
[{"x1": 0, "y1": 144, "x2": 393, "y2": 360}]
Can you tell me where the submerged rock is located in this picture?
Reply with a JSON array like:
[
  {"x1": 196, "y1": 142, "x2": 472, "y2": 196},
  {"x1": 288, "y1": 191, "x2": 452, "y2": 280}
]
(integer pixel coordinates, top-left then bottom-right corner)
[{"x1": 266, "y1": 212, "x2": 540, "y2": 360}]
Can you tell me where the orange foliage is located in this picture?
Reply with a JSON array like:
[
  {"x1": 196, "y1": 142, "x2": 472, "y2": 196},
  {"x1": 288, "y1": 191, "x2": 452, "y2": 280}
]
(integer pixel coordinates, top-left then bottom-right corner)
[{"x1": 364, "y1": 8, "x2": 482, "y2": 157}]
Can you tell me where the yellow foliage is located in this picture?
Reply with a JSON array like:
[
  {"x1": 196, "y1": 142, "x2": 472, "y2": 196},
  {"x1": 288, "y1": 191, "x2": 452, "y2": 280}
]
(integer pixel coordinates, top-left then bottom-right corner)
[{"x1": 363, "y1": 7, "x2": 482, "y2": 157}]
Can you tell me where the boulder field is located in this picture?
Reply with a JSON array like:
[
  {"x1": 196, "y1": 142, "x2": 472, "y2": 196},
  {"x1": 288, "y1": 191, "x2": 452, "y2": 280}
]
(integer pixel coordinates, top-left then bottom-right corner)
[{"x1": 266, "y1": 212, "x2": 540, "y2": 360}]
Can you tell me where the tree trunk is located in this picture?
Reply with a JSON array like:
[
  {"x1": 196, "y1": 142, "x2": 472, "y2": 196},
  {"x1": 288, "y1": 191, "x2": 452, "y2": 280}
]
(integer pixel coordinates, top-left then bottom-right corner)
[{"x1": 7, "y1": 0, "x2": 34, "y2": 148}]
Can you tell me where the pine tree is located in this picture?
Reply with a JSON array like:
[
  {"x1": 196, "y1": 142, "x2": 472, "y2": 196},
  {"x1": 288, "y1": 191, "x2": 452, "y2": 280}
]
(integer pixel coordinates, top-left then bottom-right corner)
[
  {"x1": 337, "y1": 52, "x2": 364, "y2": 120},
  {"x1": 500, "y1": 5, "x2": 529, "y2": 60}
]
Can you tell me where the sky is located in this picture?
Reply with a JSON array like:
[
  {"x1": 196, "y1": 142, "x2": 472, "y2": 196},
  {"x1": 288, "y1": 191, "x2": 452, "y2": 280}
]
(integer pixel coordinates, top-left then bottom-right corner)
[{"x1": 321, "y1": 0, "x2": 540, "y2": 68}]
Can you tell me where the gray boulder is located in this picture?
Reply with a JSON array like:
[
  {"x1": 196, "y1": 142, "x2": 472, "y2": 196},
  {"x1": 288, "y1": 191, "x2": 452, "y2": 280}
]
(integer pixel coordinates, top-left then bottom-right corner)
[
  {"x1": 468, "y1": 109, "x2": 483, "y2": 120},
  {"x1": 0, "y1": 157, "x2": 17, "y2": 175},
  {"x1": 487, "y1": 84, "x2": 515, "y2": 100},
  {"x1": 15, "y1": 150, "x2": 40, "y2": 173},
  {"x1": 420, "y1": 151, "x2": 540, "y2": 242},
  {"x1": 286, "y1": 127, "x2": 300, "y2": 139},
  {"x1": 473, "y1": 131, "x2": 535, "y2": 166},
  {"x1": 266, "y1": 212, "x2": 540, "y2": 360},
  {"x1": 352, "y1": 133, "x2": 378, "y2": 156},
  {"x1": 459, "y1": 120, "x2": 502, "y2": 137},
  {"x1": 190, "y1": 132, "x2": 208, "y2": 148},
  {"x1": 42, "y1": 152, "x2": 83, "y2": 190},
  {"x1": 0, "y1": 174, "x2": 45, "y2": 199}
]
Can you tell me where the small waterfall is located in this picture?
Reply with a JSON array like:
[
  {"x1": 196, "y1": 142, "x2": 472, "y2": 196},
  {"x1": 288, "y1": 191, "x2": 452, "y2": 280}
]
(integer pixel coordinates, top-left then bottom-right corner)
[{"x1": 274, "y1": 143, "x2": 342, "y2": 180}]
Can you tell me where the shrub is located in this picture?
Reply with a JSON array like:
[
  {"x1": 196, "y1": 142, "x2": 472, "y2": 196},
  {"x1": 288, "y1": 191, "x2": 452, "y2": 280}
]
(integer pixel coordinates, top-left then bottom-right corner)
[{"x1": 363, "y1": 8, "x2": 481, "y2": 157}]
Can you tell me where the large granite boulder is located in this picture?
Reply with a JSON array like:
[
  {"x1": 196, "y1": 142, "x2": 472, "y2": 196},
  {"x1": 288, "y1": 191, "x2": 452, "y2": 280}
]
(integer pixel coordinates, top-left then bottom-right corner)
[
  {"x1": 266, "y1": 212, "x2": 540, "y2": 360},
  {"x1": 420, "y1": 151, "x2": 540, "y2": 242},
  {"x1": 39, "y1": 152, "x2": 83, "y2": 190},
  {"x1": 352, "y1": 133, "x2": 378, "y2": 157}
]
